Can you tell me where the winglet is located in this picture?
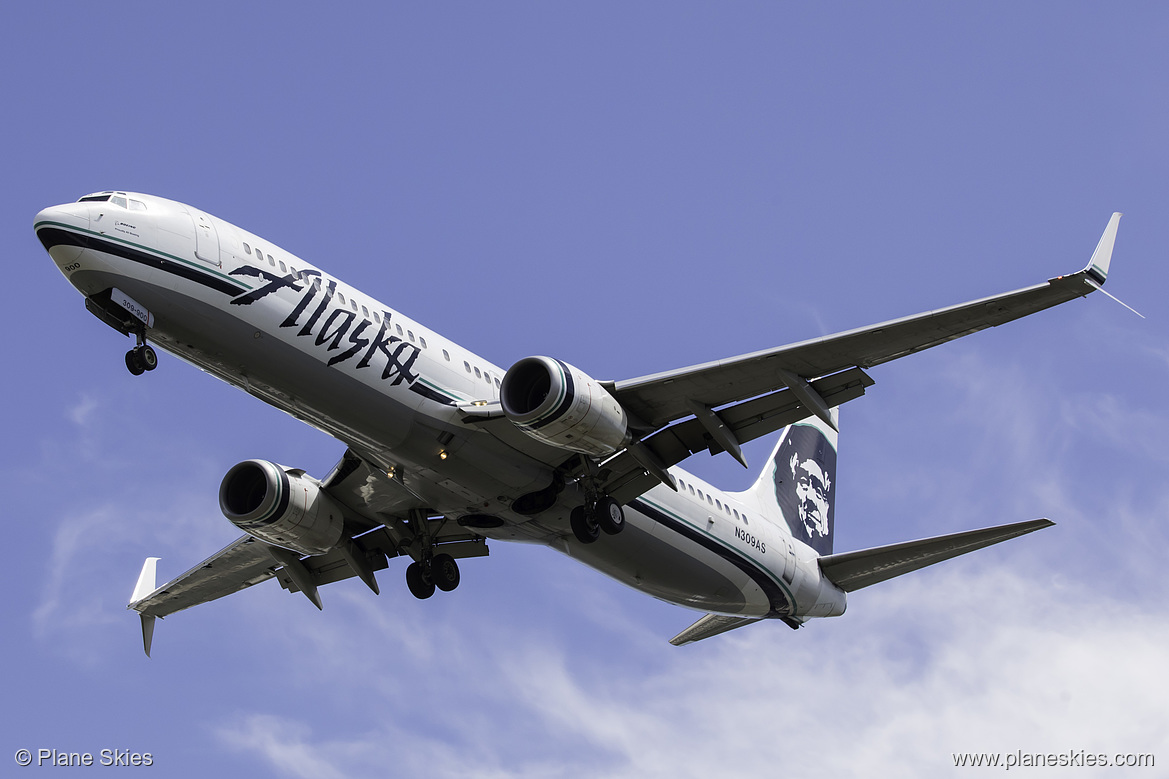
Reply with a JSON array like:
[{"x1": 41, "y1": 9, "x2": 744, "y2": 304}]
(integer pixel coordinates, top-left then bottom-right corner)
[
  {"x1": 129, "y1": 558, "x2": 161, "y2": 657},
  {"x1": 130, "y1": 557, "x2": 160, "y2": 605},
  {"x1": 1080, "y1": 212, "x2": 1143, "y2": 317},
  {"x1": 140, "y1": 614, "x2": 157, "y2": 658},
  {"x1": 1084, "y1": 212, "x2": 1122, "y2": 286}
]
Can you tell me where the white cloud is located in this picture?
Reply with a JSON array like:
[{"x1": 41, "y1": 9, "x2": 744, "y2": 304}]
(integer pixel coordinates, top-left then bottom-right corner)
[
  {"x1": 216, "y1": 715, "x2": 350, "y2": 779},
  {"x1": 210, "y1": 561, "x2": 1169, "y2": 779},
  {"x1": 67, "y1": 394, "x2": 99, "y2": 427}
]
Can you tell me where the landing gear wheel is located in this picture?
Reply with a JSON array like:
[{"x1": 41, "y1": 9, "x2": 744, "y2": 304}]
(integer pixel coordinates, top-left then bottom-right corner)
[
  {"x1": 570, "y1": 505, "x2": 600, "y2": 544},
  {"x1": 140, "y1": 344, "x2": 158, "y2": 371},
  {"x1": 125, "y1": 349, "x2": 145, "y2": 376},
  {"x1": 596, "y1": 496, "x2": 625, "y2": 535},
  {"x1": 430, "y1": 553, "x2": 461, "y2": 592},
  {"x1": 405, "y1": 561, "x2": 435, "y2": 599}
]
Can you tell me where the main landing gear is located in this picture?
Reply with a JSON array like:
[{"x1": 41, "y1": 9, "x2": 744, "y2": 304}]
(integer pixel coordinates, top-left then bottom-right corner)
[
  {"x1": 395, "y1": 510, "x2": 462, "y2": 600},
  {"x1": 570, "y1": 495, "x2": 625, "y2": 545},
  {"x1": 405, "y1": 553, "x2": 460, "y2": 600},
  {"x1": 125, "y1": 331, "x2": 157, "y2": 376}
]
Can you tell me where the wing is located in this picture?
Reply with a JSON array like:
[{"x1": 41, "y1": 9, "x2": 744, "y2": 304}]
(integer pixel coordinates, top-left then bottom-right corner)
[
  {"x1": 611, "y1": 213, "x2": 1121, "y2": 430},
  {"x1": 127, "y1": 448, "x2": 489, "y2": 655},
  {"x1": 577, "y1": 214, "x2": 1121, "y2": 499}
]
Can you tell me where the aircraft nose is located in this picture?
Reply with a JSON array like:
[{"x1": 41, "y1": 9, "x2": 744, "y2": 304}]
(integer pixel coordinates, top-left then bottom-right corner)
[
  {"x1": 35, "y1": 202, "x2": 92, "y2": 268},
  {"x1": 35, "y1": 201, "x2": 91, "y2": 232}
]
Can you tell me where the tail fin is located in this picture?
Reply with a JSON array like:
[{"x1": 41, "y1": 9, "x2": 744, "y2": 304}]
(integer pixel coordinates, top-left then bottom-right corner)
[{"x1": 747, "y1": 411, "x2": 838, "y2": 555}]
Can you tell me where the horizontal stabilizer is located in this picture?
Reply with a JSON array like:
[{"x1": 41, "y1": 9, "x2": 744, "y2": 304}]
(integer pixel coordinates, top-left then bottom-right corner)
[
  {"x1": 669, "y1": 614, "x2": 761, "y2": 646},
  {"x1": 818, "y1": 518, "x2": 1054, "y2": 592}
]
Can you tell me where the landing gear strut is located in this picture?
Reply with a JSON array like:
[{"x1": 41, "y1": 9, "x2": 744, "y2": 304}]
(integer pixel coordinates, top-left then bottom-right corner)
[{"x1": 125, "y1": 331, "x2": 157, "y2": 376}]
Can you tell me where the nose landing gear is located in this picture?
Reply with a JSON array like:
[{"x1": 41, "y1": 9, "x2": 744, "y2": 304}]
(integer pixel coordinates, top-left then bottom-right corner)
[
  {"x1": 125, "y1": 341, "x2": 158, "y2": 375},
  {"x1": 124, "y1": 327, "x2": 158, "y2": 376}
]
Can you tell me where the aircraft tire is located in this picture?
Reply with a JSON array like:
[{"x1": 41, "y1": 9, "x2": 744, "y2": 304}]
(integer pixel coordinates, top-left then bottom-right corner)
[
  {"x1": 596, "y1": 496, "x2": 625, "y2": 535},
  {"x1": 125, "y1": 349, "x2": 145, "y2": 376},
  {"x1": 405, "y1": 562, "x2": 435, "y2": 599},
  {"x1": 570, "y1": 505, "x2": 600, "y2": 544},
  {"x1": 140, "y1": 345, "x2": 158, "y2": 371},
  {"x1": 431, "y1": 553, "x2": 460, "y2": 592}
]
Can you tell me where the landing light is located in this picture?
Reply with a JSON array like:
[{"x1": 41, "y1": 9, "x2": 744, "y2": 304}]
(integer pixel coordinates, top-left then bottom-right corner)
[{"x1": 439, "y1": 451, "x2": 448, "y2": 460}]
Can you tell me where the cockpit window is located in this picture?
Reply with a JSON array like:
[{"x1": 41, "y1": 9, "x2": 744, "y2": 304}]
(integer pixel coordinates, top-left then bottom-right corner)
[{"x1": 77, "y1": 191, "x2": 143, "y2": 210}]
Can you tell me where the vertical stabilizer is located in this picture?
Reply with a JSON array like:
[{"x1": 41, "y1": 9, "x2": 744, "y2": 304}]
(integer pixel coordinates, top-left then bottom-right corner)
[{"x1": 748, "y1": 411, "x2": 838, "y2": 555}]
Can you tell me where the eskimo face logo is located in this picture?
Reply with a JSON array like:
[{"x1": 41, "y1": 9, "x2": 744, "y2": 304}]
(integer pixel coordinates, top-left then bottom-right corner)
[
  {"x1": 790, "y1": 450, "x2": 831, "y2": 539},
  {"x1": 773, "y1": 425, "x2": 836, "y2": 554}
]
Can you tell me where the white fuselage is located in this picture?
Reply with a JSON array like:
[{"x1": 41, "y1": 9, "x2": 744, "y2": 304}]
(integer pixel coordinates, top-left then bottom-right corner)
[{"x1": 35, "y1": 192, "x2": 846, "y2": 622}]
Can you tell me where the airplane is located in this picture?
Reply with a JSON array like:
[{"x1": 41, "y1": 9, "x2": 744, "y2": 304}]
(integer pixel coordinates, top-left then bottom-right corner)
[{"x1": 34, "y1": 192, "x2": 1123, "y2": 654}]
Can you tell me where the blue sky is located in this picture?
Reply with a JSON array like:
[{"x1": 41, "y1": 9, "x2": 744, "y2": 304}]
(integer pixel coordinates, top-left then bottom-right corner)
[{"x1": 4, "y1": 3, "x2": 1168, "y2": 776}]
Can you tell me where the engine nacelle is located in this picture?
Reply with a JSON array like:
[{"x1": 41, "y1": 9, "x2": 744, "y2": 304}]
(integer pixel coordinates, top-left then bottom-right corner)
[
  {"x1": 219, "y1": 460, "x2": 345, "y2": 556},
  {"x1": 500, "y1": 356, "x2": 630, "y2": 456}
]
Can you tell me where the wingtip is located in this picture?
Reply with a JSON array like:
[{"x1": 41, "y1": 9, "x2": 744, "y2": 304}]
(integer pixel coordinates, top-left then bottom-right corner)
[
  {"x1": 1084, "y1": 212, "x2": 1122, "y2": 284},
  {"x1": 129, "y1": 557, "x2": 161, "y2": 605},
  {"x1": 140, "y1": 614, "x2": 156, "y2": 658}
]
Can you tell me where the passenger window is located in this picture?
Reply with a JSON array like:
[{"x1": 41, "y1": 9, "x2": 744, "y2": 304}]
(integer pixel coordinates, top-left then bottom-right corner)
[
  {"x1": 279, "y1": 261, "x2": 287, "y2": 273},
  {"x1": 338, "y1": 293, "x2": 346, "y2": 305},
  {"x1": 494, "y1": 378, "x2": 500, "y2": 389},
  {"x1": 464, "y1": 361, "x2": 472, "y2": 373},
  {"x1": 442, "y1": 349, "x2": 450, "y2": 361},
  {"x1": 420, "y1": 337, "x2": 428, "y2": 349},
  {"x1": 243, "y1": 243, "x2": 251, "y2": 255},
  {"x1": 474, "y1": 367, "x2": 482, "y2": 378},
  {"x1": 715, "y1": 499, "x2": 722, "y2": 510},
  {"x1": 373, "y1": 313, "x2": 381, "y2": 324},
  {"x1": 267, "y1": 254, "x2": 275, "y2": 267},
  {"x1": 396, "y1": 325, "x2": 404, "y2": 336},
  {"x1": 407, "y1": 330, "x2": 415, "y2": 342},
  {"x1": 688, "y1": 485, "x2": 695, "y2": 495},
  {"x1": 484, "y1": 372, "x2": 491, "y2": 384},
  {"x1": 707, "y1": 495, "x2": 713, "y2": 506},
  {"x1": 351, "y1": 299, "x2": 358, "y2": 312},
  {"x1": 696, "y1": 490, "x2": 703, "y2": 500},
  {"x1": 362, "y1": 306, "x2": 369, "y2": 317}
]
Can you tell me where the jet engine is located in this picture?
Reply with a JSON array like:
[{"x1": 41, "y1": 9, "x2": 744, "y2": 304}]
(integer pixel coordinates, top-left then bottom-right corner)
[
  {"x1": 500, "y1": 356, "x2": 630, "y2": 456},
  {"x1": 219, "y1": 460, "x2": 345, "y2": 556}
]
